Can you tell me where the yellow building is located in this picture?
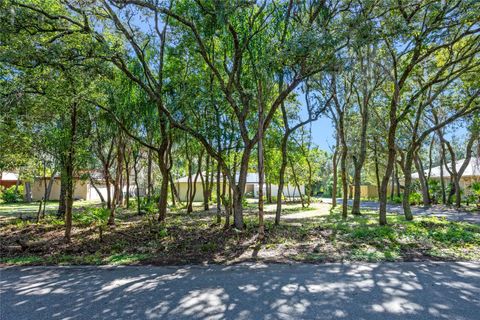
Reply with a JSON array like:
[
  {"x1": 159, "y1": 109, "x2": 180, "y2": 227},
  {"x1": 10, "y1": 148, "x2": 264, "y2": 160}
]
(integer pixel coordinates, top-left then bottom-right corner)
[{"x1": 30, "y1": 178, "x2": 93, "y2": 201}]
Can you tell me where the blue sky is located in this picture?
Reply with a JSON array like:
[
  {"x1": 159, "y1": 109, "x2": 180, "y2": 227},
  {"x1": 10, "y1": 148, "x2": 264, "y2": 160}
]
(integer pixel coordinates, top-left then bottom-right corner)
[{"x1": 309, "y1": 116, "x2": 335, "y2": 151}]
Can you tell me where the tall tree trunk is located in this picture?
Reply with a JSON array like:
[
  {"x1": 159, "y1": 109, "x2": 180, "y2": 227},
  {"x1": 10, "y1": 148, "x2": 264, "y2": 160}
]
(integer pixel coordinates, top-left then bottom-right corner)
[
  {"x1": 109, "y1": 138, "x2": 124, "y2": 226},
  {"x1": 24, "y1": 182, "x2": 32, "y2": 203},
  {"x1": 439, "y1": 127, "x2": 478, "y2": 208},
  {"x1": 133, "y1": 152, "x2": 141, "y2": 215},
  {"x1": 402, "y1": 149, "x2": 415, "y2": 220},
  {"x1": 118, "y1": 154, "x2": 124, "y2": 206},
  {"x1": 290, "y1": 158, "x2": 305, "y2": 207},
  {"x1": 351, "y1": 49, "x2": 371, "y2": 215},
  {"x1": 351, "y1": 161, "x2": 362, "y2": 215},
  {"x1": 231, "y1": 146, "x2": 252, "y2": 230},
  {"x1": 257, "y1": 95, "x2": 265, "y2": 240},
  {"x1": 157, "y1": 168, "x2": 169, "y2": 223},
  {"x1": 58, "y1": 173, "x2": 66, "y2": 217},
  {"x1": 104, "y1": 163, "x2": 112, "y2": 210},
  {"x1": 414, "y1": 152, "x2": 430, "y2": 206},
  {"x1": 201, "y1": 155, "x2": 211, "y2": 211},
  {"x1": 266, "y1": 183, "x2": 272, "y2": 204},
  {"x1": 89, "y1": 175, "x2": 105, "y2": 203},
  {"x1": 169, "y1": 173, "x2": 180, "y2": 206},
  {"x1": 439, "y1": 150, "x2": 446, "y2": 205},
  {"x1": 188, "y1": 151, "x2": 203, "y2": 214},
  {"x1": 373, "y1": 140, "x2": 381, "y2": 197},
  {"x1": 304, "y1": 147, "x2": 313, "y2": 207},
  {"x1": 379, "y1": 120, "x2": 397, "y2": 225},
  {"x1": 41, "y1": 162, "x2": 48, "y2": 219},
  {"x1": 275, "y1": 135, "x2": 288, "y2": 225},
  {"x1": 395, "y1": 164, "x2": 401, "y2": 197},
  {"x1": 216, "y1": 162, "x2": 222, "y2": 224},
  {"x1": 45, "y1": 170, "x2": 56, "y2": 202},
  {"x1": 186, "y1": 158, "x2": 193, "y2": 212},
  {"x1": 37, "y1": 162, "x2": 47, "y2": 223},
  {"x1": 454, "y1": 178, "x2": 462, "y2": 208},
  {"x1": 157, "y1": 121, "x2": 172, "y2": 223},
  {"x1": 339, "y1": 136, "x2": 348, "y2": 219},
  {"x1": 124, "y1": 151, "x2": 130, "y2": 208},
  {"x1": 222, "y1": 171, "x2": 229, "y2": 228},
  {"x1": 147, "y1": 147, "x2": 153, "y2": 202},
  {"x1": 64, "y1": 102, "x2": 77, "y2": 242},
  {"x1": 332, "y1": 134, "x2": 340, "y2": 208},
  {"x1": 390, "y1": 167, "x2": 395, "y2": 201}
]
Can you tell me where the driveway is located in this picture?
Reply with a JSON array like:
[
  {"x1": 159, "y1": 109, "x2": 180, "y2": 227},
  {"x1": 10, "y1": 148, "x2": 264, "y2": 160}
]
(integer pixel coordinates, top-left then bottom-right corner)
[
  {"x1": 322, "y1": 198, "x2": 480, "y2": 224},
  {"x1": 1, "y1": 262, "x2": 479, "y2": 319}
]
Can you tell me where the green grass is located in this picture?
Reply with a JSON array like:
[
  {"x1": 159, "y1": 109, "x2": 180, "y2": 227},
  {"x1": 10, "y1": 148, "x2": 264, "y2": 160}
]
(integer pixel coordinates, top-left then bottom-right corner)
[
  {"x1": 104, "y1": 253, "x2": 150, "y2": 264},
  {"x1": 1, "y1": 202, "x2": 479, "y2": 265},
  {"x1": 0, "y1": 256, "x2": 44, "y2": 265},
  {"x1": 1, "y1": 253, "x2": 151, "y2": 266},
  {"x1": 325, "y1": 207, "x2": 480, "y2": 261},
  {"x1": 0, "y1": 200, "x2": 101, "y2": 218}
]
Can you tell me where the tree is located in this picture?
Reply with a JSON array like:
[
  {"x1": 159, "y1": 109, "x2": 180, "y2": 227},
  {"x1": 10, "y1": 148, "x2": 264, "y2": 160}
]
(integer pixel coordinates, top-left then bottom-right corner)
[{"x1": 375, "y1": 0, "x2": 480, "y2": 225}]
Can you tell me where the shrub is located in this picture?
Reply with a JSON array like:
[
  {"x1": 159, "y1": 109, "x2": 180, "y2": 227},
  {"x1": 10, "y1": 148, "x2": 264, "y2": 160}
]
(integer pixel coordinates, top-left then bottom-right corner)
[
  {"x1": 391, "y1": 195, "x2": 402, "y2": 204},
  {"x1": 1, "y1": 185, "x2": 24, "y2": 203},
  {"x1": 388, "y1": 194, "x2": 421, "y2": 205},
  {"x1": 409, "y1": 192, "x2": 422, "y2": 205},
  {"x1": 428, "y1": 179, "x2": 441, "y2": 204},
  {"x1": 131, "y1": 197, "x2": 158, "y2": 214},
  {"x1": 75, "y1": 207, "x2": 110, "y2": 240},
  {"x1": 469, "y1": 182, "x2": 480, "y2": 207}
]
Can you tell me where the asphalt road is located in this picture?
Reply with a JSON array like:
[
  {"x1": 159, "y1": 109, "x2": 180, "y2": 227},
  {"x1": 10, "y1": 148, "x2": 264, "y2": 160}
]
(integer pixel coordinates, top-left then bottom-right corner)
[
  {"x1": 322, "y1": 198, "x2": 480, "y2": 224},
  {"x1": 1, "y1": 262, "x2": 479, "y2": 320}
]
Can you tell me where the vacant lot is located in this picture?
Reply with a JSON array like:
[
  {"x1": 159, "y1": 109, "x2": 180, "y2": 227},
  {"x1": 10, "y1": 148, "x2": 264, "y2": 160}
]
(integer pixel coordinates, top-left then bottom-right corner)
[{"x1": 1, "y1": 200, "x2": 479, "y2": 265}]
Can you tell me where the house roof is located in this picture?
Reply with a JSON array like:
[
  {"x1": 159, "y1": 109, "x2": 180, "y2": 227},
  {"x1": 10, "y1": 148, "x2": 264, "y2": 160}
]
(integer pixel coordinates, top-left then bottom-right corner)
[
  {"x1": 412, "y1": 157, "x2": 480, "y2": 179},
  {"x1": 176, "y1": 172, "x2": 260, "y2": 183},
  {"x1": 0, "y1": 172, "x2": 19, "y2": 181}
]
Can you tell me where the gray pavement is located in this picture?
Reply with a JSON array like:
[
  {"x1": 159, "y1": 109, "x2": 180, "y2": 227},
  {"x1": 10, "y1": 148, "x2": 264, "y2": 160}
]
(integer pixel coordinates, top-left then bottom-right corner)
[
  {"x1": 322, "y1": 198, "x2": 480, "y2": 224},
  {"x1": 1, "y1": 262, "x2": 479, "y2": 319}
]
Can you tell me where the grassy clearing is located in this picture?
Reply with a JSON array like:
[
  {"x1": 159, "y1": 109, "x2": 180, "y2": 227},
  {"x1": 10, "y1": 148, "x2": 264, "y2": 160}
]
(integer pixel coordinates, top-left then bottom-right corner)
[
  {"x1": 1, "y1": 201, "x2": 479, "y2": 265},
  {"x1": 0, "y1": 200, "x2": 101, "y2": 218}
]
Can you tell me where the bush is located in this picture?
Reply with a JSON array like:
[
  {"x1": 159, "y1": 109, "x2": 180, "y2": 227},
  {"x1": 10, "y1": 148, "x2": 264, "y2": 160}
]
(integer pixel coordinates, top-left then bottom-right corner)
[
  {"x1": 75, "y1": 207, "x2": 110, "y2": 225},
  {"x1": 1, "y1": 185, "x2": 24, "y2": 203},
  {"x1": 469, "y1": 182, "x2": 480, "y2": 207},
  {"x1": 75, "y1": 207, "x2": 110, "y2": 241},
  {"x1": 131, "y1": 197, "x2": 158, "y2": 214},
  {"x1": 391, "y1": 195, "x2": 402, "y2": 204},
  {"x1": 388, "y1": 193, "x2": 422, "y2": 205},
  {"x1": 409, "y1": 192, "x2": 422, "y2": 205},
  {"x1": 428, "y1": 179, "x2": 441, "y2": 204}
]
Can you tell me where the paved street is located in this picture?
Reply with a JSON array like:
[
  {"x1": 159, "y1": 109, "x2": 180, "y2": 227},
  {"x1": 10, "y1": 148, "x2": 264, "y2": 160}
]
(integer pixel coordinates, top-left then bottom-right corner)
[
  {"x1": 323, "y1": 198, "x2": 480, "y2": 224},
  {"x1": 1, "y1": 262, "x2": 479, "y2": 319}
]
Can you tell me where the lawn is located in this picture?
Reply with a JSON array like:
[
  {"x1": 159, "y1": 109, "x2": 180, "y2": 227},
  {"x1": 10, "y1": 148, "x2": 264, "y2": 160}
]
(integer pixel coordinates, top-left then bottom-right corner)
[
  {"x1": 1, "y1": 200, "x2": 479, "y2": 265},
  {"x1": 0, "y1": 200, "x2": 101, "y2": 218}
]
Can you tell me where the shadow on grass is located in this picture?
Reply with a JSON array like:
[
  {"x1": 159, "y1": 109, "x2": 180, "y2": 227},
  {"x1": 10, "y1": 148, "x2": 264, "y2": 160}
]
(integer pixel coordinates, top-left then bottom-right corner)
[{"x1": 1, "y1": 205, "x2": 479, "y2": 266}]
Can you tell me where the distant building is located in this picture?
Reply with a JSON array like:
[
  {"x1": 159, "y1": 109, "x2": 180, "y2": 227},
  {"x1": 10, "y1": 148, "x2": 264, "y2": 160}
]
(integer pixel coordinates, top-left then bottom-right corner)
[
  {"x1": 0, "y1": 172, "x2": 20, "y2": 189},
  {"x1": 1, "y1": 171, "x2": 136, "y2": 201},
  {"x1": 175, "y1": 172, "x2": 304, "y2": 202},
  {"x1": 411, "y1": 157, "x2": 480, "y2": 189}
]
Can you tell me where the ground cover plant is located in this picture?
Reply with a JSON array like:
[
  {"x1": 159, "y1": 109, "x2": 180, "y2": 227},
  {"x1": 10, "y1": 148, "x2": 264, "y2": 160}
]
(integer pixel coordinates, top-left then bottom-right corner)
[{"x1": 1, "y1": 201, "x2": 478, "y2": 266}]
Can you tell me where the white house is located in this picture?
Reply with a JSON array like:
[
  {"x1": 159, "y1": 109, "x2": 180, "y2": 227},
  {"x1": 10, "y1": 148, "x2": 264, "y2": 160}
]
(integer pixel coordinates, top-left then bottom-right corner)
[
  {"x1": 411, "y1": 157, "x2": 480, "y2": 189},
  {"x1": 175, "y1": 172, "x2": 305, "y2": 202}
]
